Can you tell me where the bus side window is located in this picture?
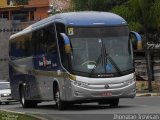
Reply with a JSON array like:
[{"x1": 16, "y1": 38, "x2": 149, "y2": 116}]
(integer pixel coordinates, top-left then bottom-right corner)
[
  {"x1": 24, "y1": 33, "x2": 32, "y2": 57},
  {"x1": 32, "y1": 24, "x2": 57, "y2": 55},
  {"x1": 32, "y1": 30, "x2": 42, "y2": 55},
  {"x1": 10, "y1": 33, "x2": 32, "y2": 58},
  {"x1": 43, "y1": 25, "x2": 57, "y2": 53}
]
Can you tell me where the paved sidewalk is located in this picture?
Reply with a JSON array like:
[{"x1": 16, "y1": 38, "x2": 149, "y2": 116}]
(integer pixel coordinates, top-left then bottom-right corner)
[{"x1": 136, "y1": 92, "x2": 160, "y2": 97}]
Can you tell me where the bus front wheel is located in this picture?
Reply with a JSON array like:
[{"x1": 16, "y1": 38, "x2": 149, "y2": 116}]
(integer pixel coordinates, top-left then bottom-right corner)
[
  {"x1": 54, "y1": 87, "x2": 66, "y2": 110},
  {"x1": 109, "y1": 98, "x2": 119, "y2": 107},
  {"x1": 98, "y1": 98, "x2": 119, "y2": 107}
]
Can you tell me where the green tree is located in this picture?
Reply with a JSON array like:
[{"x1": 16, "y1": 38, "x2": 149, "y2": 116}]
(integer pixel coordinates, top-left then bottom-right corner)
[
  {"x1": 112, "y1": 3, "x2": 143, "y2": 32},
  {"x1": 112, "y1": 0, "x2": 160, "y2": 42}
]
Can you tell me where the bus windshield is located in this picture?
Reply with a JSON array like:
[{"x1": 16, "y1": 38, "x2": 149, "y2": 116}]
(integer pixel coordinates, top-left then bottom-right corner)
[{"x1": 68, "y1": 26, "x2": 133, "y2": 77}]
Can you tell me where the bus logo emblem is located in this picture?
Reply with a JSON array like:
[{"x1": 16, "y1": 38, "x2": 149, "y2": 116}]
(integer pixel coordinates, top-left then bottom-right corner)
[{"x1": 105, "y1": 84, "x2": 109, "y2": 89}]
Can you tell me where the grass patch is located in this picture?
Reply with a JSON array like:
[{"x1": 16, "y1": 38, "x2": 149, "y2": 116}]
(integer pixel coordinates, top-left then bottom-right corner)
[{"x1": 0, "y1": 110, "x2": 40, "y2": 120}]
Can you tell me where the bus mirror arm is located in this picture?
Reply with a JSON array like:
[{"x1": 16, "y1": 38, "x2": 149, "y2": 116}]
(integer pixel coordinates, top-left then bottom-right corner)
[
  {"x1": 60, "y1": 33, "x2": 72, "y2": 54},
  {"x1": 129, "y1": 31, "x2": 142, "y2": 50}
]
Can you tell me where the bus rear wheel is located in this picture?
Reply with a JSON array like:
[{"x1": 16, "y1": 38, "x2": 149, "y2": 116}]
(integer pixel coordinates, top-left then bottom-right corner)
[
  {"x1": 54, "y1": 87, "x2": 66, "y2": 110},
  {"x1": 5, "y1": 102, "x2": 9, "y2": 105},
  {"x1": 20, "y1": 86, "x2": 37, "y2": 108}
]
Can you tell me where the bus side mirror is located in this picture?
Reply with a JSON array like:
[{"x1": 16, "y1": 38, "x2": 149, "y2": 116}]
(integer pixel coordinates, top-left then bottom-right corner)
[
  {"x1": 60, "y1": 33, "x2": 71, "y2": 54},
  {"x1": 130, "y1": 31, "x2": 142, "y2": 50}
]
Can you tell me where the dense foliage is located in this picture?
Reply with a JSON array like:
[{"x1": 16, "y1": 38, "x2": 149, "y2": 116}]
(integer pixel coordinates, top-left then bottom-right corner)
[
  {"x1": 112, "y1": 0, "x2": 160, "y2": 33},
  {"x1": 112, "y1": 0, "x2": 160, "y2": 43}
]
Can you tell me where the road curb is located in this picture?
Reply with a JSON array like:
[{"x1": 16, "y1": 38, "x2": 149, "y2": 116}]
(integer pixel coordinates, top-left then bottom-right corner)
[
  {"x1": 136, "y1": 93, "x2": 160, "y2": 97},
  {"x1": 26, "y1": 114, "x2": 48, "y2": 120},
  {"x1": 0, "y1": 109, "x2": 48, "y2": 120}
]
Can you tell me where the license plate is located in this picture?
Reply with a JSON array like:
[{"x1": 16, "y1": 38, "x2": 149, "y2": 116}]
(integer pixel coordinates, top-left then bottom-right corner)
[{"x1": 102, "y1": 92, "x2": 112, "y2": 96}]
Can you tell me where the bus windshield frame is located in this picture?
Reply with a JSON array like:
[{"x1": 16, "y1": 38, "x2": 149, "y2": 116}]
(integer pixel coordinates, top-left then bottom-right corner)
[{"x1": 66, "y1": 26, "x2": 134, "y2": 78}]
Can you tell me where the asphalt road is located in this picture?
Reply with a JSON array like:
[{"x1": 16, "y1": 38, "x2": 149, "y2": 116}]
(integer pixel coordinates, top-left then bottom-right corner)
[{"x1": 1, "y1": 96, "x2": 160, "y2": 120}]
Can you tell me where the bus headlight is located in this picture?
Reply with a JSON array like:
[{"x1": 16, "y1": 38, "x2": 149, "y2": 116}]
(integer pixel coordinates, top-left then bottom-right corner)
[
  {"x1": 123, "y1": 78, "x2": 135, "y2": 86},
  {"x1": 68, "y1": 74, "x2": 76, "y2": 81},
  {"x1": 73, "y1": 81, "x2": 89, "y2": 87}
]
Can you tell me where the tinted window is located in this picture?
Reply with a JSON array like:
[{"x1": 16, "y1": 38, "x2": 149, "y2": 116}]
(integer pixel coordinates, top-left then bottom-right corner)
[
  {"x1": 10, "y1": 33, "x2": 32, "y2": 58},
  {"x1": 32, "y1": 24, "x2": 56, "y2": 55}
]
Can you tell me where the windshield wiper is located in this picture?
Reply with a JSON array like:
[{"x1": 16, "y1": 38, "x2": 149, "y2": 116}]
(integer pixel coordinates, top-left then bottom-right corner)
[
  {"x1": 105, "y1": 53, "x2": 122, "y2": 75},
  {"x1": 103, "y1": 44, "x2": 122, "y2": 75},
  {"x1": 89, "y1": 42, "x2": 122, "y2": 77}
]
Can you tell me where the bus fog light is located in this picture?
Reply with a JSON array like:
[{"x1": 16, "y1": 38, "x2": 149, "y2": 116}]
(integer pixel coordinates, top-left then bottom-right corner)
[
  {"x1": 124, "y1": 79, "x2": 135, "y2": 86},
  {"x1": 74, "y1": 91, "x2": 79, "y2": 96},
  {"x1": 74, "y1": 91, "x2": 83, "y2": 96}
]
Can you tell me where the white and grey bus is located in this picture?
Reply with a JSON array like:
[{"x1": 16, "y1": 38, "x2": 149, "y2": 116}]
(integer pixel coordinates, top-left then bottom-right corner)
[{"x1": 9, "y1": 12, "x2": 141, "y2": 110}]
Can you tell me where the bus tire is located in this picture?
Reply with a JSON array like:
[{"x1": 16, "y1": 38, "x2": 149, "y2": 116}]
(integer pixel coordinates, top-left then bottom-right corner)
[
  {"x1": 20, "y1": 86, "x2": 37, "y2": 108},
  {"x1": 54, "y1": 86, "x2": 66, "y2": 110},
  {"x1": 30, "y1": 101, "x2": 38, "y2": 108},
  {"x1": 109, "y1": 98, "x2": 119, "y2": 107},
  {"x1": 5, "y1": 102, "x2": 9, "y2": 105},
  {"x1": 20, "y1": 86, "x2": 29, "y2": 108},
  {"x1": 98, "y1": 101, "x2": 107, "y2": 105}
]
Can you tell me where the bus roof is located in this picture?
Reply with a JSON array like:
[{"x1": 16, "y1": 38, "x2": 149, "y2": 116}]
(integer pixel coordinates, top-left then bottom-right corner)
[
  {"x1": 10, "y1": 11, "x2": 127, "y2": 39},
  {"x1": 54, "y1": 11, "x2": 127, "y2": 26}
]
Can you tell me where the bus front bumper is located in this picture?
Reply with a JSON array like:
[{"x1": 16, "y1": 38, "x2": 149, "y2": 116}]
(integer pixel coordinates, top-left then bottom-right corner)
[{"x1": 66, "y1": 81, "x2": 136, "y2": 102}]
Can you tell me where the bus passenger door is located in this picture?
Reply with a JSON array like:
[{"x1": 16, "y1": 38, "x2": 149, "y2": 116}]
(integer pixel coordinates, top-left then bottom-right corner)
[{"x1": 55, "y1": 23, "x2": 71, "y2": 100}]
